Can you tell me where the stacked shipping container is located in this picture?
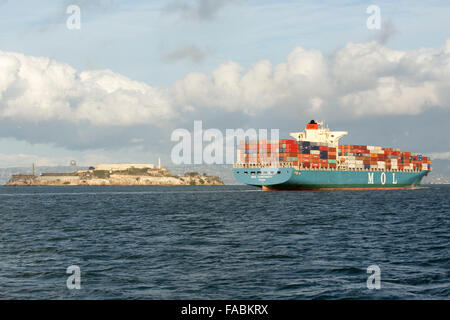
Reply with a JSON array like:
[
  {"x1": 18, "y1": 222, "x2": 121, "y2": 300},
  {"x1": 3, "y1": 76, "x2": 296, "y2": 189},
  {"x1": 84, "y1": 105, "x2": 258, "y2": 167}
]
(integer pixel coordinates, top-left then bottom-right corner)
[
  {"x1": 297, "y1": 141, "x2": 337, "y2": 168},
  {"x1": 237, "y1": 140, "x2": 431, "y2": 171},
  {"x1": 237, "y1": 139, "x2": 298, "y2": 164},
  {"x1": 338, "y1": 145, "x2": 430, "y2": 171}
]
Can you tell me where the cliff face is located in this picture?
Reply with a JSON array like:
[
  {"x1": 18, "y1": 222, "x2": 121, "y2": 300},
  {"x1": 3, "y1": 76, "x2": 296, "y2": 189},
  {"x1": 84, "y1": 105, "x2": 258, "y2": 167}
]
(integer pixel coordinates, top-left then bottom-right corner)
[{"x1": 5, "y1": 169, "x2": 224, "y2": 186}]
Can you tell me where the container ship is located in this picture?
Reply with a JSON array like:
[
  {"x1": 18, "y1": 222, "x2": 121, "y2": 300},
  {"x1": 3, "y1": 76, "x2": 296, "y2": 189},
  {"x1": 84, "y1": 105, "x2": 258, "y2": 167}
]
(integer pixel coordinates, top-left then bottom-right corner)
[{"x1": 233, "y1": 120, "x2": 431, "y2": 190}]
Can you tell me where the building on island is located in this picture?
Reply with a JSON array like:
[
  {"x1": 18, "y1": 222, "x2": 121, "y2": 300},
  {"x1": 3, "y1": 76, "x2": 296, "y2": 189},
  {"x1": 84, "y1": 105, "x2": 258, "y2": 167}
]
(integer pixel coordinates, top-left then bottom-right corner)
[{"x1": 95, "y1": 164, "x2": 155, "y2": 171}]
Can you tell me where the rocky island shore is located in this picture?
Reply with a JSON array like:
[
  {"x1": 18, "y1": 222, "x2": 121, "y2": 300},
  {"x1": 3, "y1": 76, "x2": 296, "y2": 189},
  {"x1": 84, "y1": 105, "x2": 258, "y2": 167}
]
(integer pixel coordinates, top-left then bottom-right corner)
[{"x1": 6, "y1": 165, "x2": 223, "y2": 186}]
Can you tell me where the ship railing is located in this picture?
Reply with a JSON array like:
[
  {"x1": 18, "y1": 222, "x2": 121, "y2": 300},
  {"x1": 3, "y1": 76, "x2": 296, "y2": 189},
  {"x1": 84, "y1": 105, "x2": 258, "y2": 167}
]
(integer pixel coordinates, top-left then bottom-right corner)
[
  {"x1": 234, "y1": 162, "x2": 430, "y2": 172},
  {"x1": 233, "y1": 162, "x2": 294, "y2": 168}
]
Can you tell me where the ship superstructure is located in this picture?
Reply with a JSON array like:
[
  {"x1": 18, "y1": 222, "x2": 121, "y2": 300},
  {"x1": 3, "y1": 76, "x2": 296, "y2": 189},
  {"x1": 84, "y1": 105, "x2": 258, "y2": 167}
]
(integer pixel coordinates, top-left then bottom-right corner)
[{"x1": 289, "y1": 120, "x2": 347, "y2": 147}]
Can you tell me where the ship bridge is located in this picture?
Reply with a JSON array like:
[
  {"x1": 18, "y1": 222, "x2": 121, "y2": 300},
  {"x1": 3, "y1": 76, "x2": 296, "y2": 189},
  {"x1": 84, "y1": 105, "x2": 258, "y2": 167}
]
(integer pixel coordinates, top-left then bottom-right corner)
[{"x1": 289, "y1": 120, "x2": 347, "y2": 147}]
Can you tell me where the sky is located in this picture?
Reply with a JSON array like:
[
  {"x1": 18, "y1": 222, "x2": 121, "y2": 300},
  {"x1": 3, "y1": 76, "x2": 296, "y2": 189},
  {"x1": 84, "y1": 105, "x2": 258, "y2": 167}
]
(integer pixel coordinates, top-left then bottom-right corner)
[{"x1": 0, "y1": 0, "x2": 449, "y2": 167}]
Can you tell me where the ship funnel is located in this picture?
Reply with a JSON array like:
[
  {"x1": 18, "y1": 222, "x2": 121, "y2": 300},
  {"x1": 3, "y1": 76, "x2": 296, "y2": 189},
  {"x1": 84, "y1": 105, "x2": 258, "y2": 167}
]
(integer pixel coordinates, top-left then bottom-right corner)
[{"x1": 306, "y1": 120, "x2": 319, "y2": 130}]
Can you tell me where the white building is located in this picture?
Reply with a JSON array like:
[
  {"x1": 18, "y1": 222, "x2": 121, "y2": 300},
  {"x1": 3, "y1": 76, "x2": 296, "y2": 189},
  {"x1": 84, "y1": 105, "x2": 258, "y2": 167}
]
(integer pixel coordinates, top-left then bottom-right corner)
[{"x1": 95, "y1": 164, "x2": 154, "y2": 171}]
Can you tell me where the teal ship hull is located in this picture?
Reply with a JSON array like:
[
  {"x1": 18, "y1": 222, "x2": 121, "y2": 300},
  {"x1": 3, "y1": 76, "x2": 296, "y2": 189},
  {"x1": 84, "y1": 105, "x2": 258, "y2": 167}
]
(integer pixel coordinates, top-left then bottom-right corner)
[{"x1": 233, "y1": 168, "x2": 430, "y2": 190}]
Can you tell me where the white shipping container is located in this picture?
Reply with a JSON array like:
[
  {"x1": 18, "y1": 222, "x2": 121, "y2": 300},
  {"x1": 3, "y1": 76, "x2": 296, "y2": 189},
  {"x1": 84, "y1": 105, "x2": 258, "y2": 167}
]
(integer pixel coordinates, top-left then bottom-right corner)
[{"x1": 310, "y1": 150, "x2": 320, "y2": 155}]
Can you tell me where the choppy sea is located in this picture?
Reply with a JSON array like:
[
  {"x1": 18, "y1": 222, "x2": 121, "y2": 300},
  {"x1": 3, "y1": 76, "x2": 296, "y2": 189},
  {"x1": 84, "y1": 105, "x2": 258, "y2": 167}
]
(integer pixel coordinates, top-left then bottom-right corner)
[{"x1": 0, "y1": 185, "x2": 448, "y2": 299}]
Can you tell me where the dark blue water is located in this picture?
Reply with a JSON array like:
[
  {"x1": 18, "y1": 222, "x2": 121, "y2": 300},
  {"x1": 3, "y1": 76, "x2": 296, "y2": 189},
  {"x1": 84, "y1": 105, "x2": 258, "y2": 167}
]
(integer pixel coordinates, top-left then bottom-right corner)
[{"x1": 0, "y1": 185, "x2": 448, "y2": 299}]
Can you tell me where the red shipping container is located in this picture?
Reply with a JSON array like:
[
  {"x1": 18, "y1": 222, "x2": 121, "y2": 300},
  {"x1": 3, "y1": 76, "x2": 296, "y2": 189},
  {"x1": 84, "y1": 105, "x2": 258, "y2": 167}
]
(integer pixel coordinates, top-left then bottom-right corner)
[{"x1": 298, "y1": 154, "x2": 311, "y2": 161}]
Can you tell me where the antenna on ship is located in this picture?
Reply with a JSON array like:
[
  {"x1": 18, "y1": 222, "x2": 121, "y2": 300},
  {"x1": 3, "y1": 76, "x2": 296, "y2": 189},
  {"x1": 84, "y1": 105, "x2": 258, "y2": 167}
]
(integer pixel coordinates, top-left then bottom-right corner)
[{"x1": 317, "y1": 120, "x2": 324, "y2": 129}]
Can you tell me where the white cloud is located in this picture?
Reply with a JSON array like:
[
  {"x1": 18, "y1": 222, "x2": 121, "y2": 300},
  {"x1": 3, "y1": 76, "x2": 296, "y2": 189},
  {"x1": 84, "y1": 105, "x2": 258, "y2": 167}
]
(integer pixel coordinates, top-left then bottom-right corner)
[
  {"x1": 170, "y1": 40, "x2": 450, "y2": 117},
  {"x1": 0, "y1": 51, "x2": 173, "y2": 126},
  {"x1": 1, "y1": 39, "x2": 450, "y2": 131}
]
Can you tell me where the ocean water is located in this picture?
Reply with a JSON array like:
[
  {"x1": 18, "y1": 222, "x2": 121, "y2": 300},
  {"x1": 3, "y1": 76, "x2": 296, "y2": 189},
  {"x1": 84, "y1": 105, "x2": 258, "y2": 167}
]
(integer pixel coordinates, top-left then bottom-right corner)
[{"x1": 0, "y1": 185, "x2": 448, "y2": 299}]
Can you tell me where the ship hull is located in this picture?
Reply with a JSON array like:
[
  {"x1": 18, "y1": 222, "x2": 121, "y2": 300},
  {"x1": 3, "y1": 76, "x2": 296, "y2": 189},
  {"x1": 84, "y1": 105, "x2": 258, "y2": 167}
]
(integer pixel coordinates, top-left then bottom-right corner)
[{"x1": 233, "y1": 168, "x2": 429, "y2": 191}]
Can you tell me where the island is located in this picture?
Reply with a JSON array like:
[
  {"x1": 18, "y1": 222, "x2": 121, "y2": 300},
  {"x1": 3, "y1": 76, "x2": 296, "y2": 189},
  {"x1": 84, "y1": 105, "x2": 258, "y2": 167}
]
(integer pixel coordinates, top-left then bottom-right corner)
[{"x1": 5, "y1": 163, "x2": 223, "y2": 186}]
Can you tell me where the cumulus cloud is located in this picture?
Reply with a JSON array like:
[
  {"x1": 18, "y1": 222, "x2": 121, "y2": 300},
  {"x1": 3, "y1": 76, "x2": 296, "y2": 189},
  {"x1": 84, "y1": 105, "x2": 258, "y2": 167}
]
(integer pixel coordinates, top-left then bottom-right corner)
[
  {"x1": 1, "y1": 39, "x2": 450, "y2": 150},
  {"x1": 171, "y1": 40, "x2": 450, "y2": 117},
  {"x1": 0, "y1": 51, "x2": 173, "y2": 126}
]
